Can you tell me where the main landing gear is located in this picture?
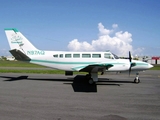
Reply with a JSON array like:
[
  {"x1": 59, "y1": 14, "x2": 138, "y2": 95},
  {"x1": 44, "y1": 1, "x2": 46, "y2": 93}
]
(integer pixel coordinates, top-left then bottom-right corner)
[
  {"x1": 134, "y1": 73, "x2": 140, "y2": 83},
  {"x1": 85, "y1": 73, "x2": 98, "y2": 85}
]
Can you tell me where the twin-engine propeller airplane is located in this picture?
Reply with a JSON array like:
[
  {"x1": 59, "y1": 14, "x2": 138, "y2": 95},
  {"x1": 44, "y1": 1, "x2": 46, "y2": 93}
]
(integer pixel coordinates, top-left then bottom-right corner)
[{"x1": 4, "y1": 28, "x2": 153, "y2": 84}]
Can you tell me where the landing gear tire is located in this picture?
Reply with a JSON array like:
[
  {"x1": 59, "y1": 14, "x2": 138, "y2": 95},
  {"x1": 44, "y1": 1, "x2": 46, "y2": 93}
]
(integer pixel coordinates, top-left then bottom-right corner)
[
  {"x1": 134, "y1": 73, "x2": 140, "y2": 83},
  {"x1": 134, "y1": 78, "x2": 140, "y2": 83},
  {"x1": 88, "y1": 78, "x2": 94, "y2": 85},
  {"x1": 85, "y1": 73, "x2": 96, "y2": 85}
]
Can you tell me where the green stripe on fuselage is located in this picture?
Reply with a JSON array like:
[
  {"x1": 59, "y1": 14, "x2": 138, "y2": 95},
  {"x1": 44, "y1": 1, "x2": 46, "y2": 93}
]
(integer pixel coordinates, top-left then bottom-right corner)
[
  {"x1": 133, "y1": 62, "x2": 149, "y2": 66},
  {"x1": 30, "y1": 59, "x2": 126, "y2": 65},
  {"x1": 31, "y1": 59, "x2": 96, "y2": 64}
]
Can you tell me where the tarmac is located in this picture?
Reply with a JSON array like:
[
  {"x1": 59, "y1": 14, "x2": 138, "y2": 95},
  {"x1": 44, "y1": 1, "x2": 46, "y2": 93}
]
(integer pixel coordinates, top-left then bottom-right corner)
[{"x1": 0, "y1": 70, "x2": 160, "y2": 120}]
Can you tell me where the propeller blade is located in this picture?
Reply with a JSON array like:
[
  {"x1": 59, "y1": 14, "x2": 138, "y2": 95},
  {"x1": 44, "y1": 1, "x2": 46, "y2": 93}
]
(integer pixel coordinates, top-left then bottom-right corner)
[
  {"x1": 129, "y1": 51, "x2": 132, "y2": 76},
  {"x1": 129, "y1": 65, "x2": 131, "y2": 76},
  {"x1": 129, "y1": 51, "x2": 132, "y2": 63}
]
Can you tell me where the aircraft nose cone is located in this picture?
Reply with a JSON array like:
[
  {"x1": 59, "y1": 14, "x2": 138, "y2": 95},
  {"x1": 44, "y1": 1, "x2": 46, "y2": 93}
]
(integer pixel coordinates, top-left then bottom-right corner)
[{"x1": 148, "y1": 64, "x2": 153, "y2": 69}]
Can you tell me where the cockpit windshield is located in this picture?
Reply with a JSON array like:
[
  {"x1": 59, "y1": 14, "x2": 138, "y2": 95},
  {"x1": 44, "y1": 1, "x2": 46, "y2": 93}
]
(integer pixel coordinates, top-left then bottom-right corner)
[{"x1": 112, "y1": 53, "x2": 119, "y2": 59}]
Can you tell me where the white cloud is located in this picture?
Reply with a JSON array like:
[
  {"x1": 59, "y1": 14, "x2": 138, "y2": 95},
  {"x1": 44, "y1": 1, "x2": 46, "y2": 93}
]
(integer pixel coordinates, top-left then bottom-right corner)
[
  {"x1": 67, "y1": 23, "x2": 143, "y2": 56},
  {"x1": 67, "y1": 39, "x2": 94, "y2": 51},
  {"x1": 98, "y1": 23, "x2": 112, "y2": 35},
  {"x1": 112, "y1": 24, "x2": 118, "y2": 28}
]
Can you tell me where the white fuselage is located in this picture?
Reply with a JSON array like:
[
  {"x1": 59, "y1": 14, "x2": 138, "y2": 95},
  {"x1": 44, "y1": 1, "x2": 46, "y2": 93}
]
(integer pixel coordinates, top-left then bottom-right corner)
[{"x1": 27, "y1": 50, "x2": 152, "y2": 72}]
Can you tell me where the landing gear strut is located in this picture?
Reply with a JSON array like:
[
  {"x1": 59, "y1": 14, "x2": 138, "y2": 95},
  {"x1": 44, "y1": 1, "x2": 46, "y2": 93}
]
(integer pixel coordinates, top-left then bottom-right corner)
[
  {"x1": 85, "y1": 73, "x2": 98, "y2": 85},
  {"x1": 134, "y1": 73, "x2": 140, "y2": 83}
]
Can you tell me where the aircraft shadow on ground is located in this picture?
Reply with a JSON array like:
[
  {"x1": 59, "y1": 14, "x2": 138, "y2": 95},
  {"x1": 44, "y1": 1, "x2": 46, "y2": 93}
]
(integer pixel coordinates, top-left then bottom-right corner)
[
  {"x1": 1, "y1": 75, "x2": 134, "y2": 92},
  {"x1": 1, "y1": 76, "x2": 29, "y2": 81}
]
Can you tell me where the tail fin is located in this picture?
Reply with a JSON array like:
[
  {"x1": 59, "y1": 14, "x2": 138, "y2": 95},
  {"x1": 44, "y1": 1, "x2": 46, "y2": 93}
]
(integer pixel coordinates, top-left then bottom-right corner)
[{"x1": 4, "y1": 28, "x2": 38, "y2": 54}]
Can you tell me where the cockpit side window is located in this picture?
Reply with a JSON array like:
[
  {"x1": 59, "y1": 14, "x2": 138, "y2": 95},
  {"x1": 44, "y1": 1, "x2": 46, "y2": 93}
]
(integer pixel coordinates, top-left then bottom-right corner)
[{"x1": 104, "y1": 53, "x2": 114, "y2": 59}]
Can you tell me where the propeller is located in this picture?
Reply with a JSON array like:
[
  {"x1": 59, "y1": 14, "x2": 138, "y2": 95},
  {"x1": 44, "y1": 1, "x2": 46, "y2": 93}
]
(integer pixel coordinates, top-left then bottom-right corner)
[{"x1": 129, "y1": 51, "x2": 132, "y2": 76}]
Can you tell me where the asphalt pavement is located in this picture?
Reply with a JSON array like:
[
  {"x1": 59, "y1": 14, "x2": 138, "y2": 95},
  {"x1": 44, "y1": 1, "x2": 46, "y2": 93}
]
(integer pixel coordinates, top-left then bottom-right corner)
[{"x1": 0, "y1": 70, "x2": 160, "y2": 120}]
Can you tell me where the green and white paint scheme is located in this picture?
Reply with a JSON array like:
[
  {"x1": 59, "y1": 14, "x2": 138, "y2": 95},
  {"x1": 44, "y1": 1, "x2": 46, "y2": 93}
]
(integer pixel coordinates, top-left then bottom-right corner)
[{"x1": 4, "y1": 28, "x2": 153, "y2": 84}]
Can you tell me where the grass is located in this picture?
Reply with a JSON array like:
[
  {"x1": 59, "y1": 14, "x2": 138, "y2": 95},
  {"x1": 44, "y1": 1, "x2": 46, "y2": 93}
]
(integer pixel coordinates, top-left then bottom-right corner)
[
  {"x1": 150, "y1": 64, "x2": 160, "y2": 70},
  {"x1": 0, "y1": 60, "x2": 45, "y2": 67},
  {"x1": 0, "y1": 69, "x2": 65, "y2": 74},
  {"x1": 0, "y1": 60, "x2": 58, "y2": 74},
  {"x1": 0, "y1": 60, "x2": 85, "y2": 74},
  {"x1": 0, "y1": 60, "x2": 159, "y2": 74}
]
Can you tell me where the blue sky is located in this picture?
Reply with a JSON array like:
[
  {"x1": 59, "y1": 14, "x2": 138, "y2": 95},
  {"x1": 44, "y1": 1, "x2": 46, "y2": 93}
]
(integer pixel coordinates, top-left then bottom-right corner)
[{"x1": 0, "y1": 0, "x2": 160, "y2": 56}]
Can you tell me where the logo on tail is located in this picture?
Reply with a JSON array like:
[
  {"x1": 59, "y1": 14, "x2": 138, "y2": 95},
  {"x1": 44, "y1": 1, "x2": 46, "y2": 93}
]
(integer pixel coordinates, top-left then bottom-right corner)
[{"x1": 11, "y1": 34, "x2": 23, "y2": 44}]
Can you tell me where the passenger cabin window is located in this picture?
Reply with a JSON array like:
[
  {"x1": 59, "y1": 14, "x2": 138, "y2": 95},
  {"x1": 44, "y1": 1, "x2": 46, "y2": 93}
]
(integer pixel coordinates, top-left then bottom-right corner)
[
  {"x1": 73, "y1": 54, "x2": 80, "y2": 58},
  {"x1": 59, "y1": 54, "x2": 63, "y2": 58},
  {"x1": 82, "y1": 54, "x2": 91, "y2": 58},
  {"x1": 53, "y1": 54, "x2": 58, "y2": 58},
  {"x1": 65, "y1": 54, "x2": 72, "y2": 58},
  {"x1": 104, "y1": 53, "x2": 113, "y2": 59},
  {"x1": 92, "y1": 54, "x2": 101, "y2": 58}
]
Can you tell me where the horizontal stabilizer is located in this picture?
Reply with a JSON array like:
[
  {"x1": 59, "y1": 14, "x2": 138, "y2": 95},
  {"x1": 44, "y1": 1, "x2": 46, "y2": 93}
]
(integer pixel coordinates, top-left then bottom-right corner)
[{"x1": 9, "y1": 49, "x2": 31, "y2": 61}]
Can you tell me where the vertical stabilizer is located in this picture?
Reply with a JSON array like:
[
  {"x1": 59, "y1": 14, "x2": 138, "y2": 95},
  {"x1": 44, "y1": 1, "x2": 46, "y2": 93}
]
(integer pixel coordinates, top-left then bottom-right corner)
[{"x1": 4, "y1": 28, "x2": 38, "y2": 54}]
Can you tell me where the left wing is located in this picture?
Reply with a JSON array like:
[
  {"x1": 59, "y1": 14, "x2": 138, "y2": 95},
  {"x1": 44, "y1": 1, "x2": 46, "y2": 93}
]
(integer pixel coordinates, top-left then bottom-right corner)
[{"x1": 72, "y1": 63, "x2": 113, "y2": 73}]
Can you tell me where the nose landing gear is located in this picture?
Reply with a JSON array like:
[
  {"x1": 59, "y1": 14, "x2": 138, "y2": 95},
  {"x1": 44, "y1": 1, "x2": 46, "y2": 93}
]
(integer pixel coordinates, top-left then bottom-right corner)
[{"x1": 134, "y1": 73, "x2": 140, "y2": 83}]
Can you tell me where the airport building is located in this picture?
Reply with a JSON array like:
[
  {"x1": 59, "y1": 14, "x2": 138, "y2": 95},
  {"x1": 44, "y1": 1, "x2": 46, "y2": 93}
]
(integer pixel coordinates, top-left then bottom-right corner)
[
  {"x1": 6, "y1": 56, "x2": 15, "y2": 61},
  {"x1": 148, "y1": 57, "x2": 160, "y2": 65},
  {"x1": 137, "y1": 56, "x2": 160, "y2": 65}
]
